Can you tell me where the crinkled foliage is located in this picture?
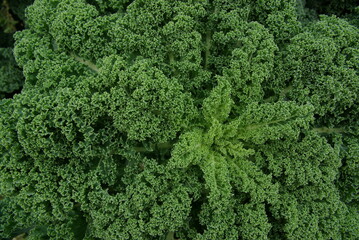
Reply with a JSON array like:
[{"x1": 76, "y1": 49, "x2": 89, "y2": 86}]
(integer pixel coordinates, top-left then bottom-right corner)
[
  {"x1": 0, "y1": 0, "x2": 358, "y2": 239},
  {"x1": 0, "y1": 48, "x2": 24, "y2": 98}
]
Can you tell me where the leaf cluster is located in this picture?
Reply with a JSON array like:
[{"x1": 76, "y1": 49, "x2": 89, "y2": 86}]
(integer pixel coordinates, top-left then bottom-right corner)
[{"x1": 1, "y1": 0, "x2": 358, "y2": 239}]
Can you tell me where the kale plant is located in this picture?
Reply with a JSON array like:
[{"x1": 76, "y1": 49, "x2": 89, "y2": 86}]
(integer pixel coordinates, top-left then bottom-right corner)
[{"x1": 0, "y1": 0, "x2": 358, "y2": 239}]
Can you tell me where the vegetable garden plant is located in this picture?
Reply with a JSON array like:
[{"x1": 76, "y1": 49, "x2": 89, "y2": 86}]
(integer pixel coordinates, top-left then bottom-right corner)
[{"x1": 0, "y1": 0, "x2": 358, "y2": 239}]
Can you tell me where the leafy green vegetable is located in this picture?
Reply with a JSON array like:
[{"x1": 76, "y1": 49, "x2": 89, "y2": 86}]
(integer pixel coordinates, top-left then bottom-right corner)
[
  {"x1": 1, "y1": 0, "x2": 358, "y2": 239},
  {"x1": 0, "y1": 48, "x2": 24, "y2": 98}
]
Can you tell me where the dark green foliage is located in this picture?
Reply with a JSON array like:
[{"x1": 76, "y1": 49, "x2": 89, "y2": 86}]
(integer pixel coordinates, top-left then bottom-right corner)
[
  {"x1": 0, "y1": 48, "x2": 24, "y2": 98},
  {"x1": 1, "y1": 0, "x2": 358, "y2": 239},
  {"x1": 304, "y1": 0, "x2": 358, "y2": 16},
  {"x1": 7, "y1": 0, "x2": 34, "y2": 21},
  {"x1": 0, "y1": 0, "x2": 34, "y2": 99}
]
